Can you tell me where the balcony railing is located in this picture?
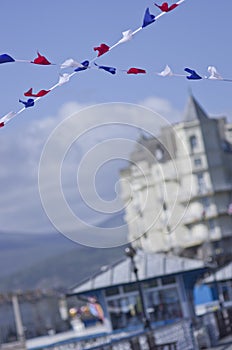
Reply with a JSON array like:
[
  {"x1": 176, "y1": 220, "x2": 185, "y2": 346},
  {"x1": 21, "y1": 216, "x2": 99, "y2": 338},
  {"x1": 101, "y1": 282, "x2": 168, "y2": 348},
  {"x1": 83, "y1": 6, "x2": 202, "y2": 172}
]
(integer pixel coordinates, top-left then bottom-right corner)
[
  {"x1": 179, "y1": 187, "x2": 214, "y2": 203},
  {"x1": 214, "y1": 183, "x2": 232, "y2": 192},
  {"x1": 183, "y1": 206, "x2": 230, "y2": 226}
]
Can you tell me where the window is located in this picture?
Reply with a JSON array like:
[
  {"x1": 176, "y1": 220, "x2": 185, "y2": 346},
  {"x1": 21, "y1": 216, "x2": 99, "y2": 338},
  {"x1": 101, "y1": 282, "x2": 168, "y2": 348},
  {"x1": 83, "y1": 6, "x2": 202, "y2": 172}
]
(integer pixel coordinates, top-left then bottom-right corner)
[
  {"x1": 105, "y1": 287, "x2": 119, "y2": 297},
  {"x1": 208, "y1": 219, "x2": 215, "y2": 232},
  {"x1": 197, "y1": 173, "x2": 206, "y2": 193},
  {"x1": 189, "y1": 135, "x2": 197, "y2": 152},
  {"x1": 222, "y1": 285, "x2": 230, "y2": 301},
  {"x1": 107, "y1": 295, "x2": 142, "y2": 330},
  {"x1": 143, "y1": 279, "x2": 158, "y2": 289},
  {"x1": 145, "y1": 288, "x2": 182, "y2": 323},
  {"x1": 201, "y1": 197, "x2": 210, "y2": 209},
  {"x1": 220, "y1": 282, "x2": 232, "y2": 302},
  {"x1": 161, "y1": 276, "x2": 176, "y2": 285},
  {"x1": 194, "y1": 158, "x2": 202, "y2": 167},
  {"x1": 123, "y1": 284, "x2": 138, "y2": 293}
]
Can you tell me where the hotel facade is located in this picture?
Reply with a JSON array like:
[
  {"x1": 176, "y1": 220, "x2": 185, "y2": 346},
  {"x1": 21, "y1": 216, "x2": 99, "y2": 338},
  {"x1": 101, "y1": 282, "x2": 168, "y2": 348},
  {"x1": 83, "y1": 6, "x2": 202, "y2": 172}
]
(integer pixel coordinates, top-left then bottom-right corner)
[{"x1": 120, "y1": 96, "x2": 232, "y2": 264}]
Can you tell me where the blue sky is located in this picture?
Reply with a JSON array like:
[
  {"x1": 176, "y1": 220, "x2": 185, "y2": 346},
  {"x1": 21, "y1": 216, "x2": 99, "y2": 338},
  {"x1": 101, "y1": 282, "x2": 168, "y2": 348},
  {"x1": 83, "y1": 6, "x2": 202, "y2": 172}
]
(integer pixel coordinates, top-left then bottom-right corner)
[
  {"x1": 1, "y1": 0, "x2": 232, "y2": 246},
  {"x1": 1, "y1": 0, "x2": 232, "y2": 121}
]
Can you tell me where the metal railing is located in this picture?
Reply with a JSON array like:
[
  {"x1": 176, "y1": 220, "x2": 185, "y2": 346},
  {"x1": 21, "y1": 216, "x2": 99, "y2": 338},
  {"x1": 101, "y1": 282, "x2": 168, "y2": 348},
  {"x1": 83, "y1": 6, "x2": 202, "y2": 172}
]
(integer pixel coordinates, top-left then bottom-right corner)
[
  {"x1": 85, "y1": 331, "x2": 177, "y2": 349},
  {"x1": 28, "y1": 320, "x2": 195, "y2": 350}
]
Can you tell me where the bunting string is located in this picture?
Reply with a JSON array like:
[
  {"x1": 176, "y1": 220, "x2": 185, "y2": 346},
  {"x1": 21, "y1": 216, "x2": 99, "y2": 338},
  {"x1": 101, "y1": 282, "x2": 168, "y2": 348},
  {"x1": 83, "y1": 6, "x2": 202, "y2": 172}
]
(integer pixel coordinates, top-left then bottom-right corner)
[
  {"x1": 0, "y1": 1, "x2": 185, "y2": 67},
  {"x1": 0, "y1": 1, "x2": 230, "y2": 129}
]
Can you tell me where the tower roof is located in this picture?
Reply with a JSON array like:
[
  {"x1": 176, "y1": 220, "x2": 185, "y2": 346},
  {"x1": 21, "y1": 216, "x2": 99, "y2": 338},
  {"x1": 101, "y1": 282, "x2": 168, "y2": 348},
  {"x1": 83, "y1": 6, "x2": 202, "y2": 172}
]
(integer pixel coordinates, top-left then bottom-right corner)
[{"x1": 183, "y1": 95, "x2": 209, "y2": 122}]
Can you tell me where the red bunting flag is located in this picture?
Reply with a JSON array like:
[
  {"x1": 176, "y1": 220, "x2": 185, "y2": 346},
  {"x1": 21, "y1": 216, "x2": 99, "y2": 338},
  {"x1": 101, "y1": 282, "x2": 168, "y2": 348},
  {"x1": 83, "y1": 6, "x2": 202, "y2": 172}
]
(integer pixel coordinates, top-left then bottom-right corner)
[
  {"x1": 31, "y1": 51, "x2": 51, "y2": 65},
  {"x1": 155, "y1": 2, "x2": 178, "y2": 12},
  {"x1": 93, "y1": 43, "x2": 110, "y2": 57},
  {"x1": 127, "y1": 68, "x2": 146, "y2": 74},
  {"x1": 24, "y1": 88, "x2": 50, "y2": 97}
]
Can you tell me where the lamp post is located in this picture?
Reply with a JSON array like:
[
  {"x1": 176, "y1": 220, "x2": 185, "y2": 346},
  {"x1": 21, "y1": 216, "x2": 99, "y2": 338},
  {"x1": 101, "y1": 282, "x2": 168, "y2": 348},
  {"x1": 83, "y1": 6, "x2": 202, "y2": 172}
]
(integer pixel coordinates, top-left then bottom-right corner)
[
  {"x1": 12, "y1": 294, "x2": 26, "y2": 348},
  {"x1": 125, "y1": 246, "x2": 152, "y2": 330}
]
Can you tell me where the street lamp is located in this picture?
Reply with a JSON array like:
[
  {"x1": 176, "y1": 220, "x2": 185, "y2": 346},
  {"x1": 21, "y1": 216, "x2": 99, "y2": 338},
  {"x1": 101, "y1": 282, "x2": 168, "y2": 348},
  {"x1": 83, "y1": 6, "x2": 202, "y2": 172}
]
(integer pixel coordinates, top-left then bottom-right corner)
[
  {"x1": 125, "y1": 246, "x2": 152, "y2": 330},
  {"x1": 12, "y1": 294, "x2": 26, "y2": 348}
]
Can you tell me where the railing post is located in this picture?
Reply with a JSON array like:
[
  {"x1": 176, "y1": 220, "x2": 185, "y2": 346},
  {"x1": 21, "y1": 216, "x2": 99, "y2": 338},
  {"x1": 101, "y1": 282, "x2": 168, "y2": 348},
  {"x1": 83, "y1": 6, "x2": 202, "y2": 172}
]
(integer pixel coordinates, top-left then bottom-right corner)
[
  {"x1": 130, "y1": 336, "x2": 141, "y2": 350},
  {"x1": 146, "y1": 331, "x2": 156, "y2": 349}
]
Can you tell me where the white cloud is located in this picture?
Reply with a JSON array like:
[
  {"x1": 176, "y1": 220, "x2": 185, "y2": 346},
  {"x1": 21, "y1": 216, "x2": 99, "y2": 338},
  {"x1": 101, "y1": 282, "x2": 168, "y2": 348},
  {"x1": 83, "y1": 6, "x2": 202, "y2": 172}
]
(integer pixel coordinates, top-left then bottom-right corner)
[
  {"x1": 0, "y1": 97, "x2": 180, "y2": 246},
  {"x1": 139, "y1": 96, "x2": 181, "y2": 123},
  {"x1": 0, "y1": 101, "x2": 85, "y2": 234}
]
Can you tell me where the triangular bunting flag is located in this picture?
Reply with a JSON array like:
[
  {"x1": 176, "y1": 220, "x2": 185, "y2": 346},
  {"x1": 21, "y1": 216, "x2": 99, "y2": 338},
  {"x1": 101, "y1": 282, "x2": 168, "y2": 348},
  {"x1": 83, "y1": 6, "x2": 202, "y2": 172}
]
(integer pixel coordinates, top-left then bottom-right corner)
[
  {"x1": 0, "y1": 54, "x2": 15, "y2": 64},
  {"x1": 127, "y1": 67, "x2": 146, "y2": 74},
  {"x1": 207, "y1": 66, "x2": 223, "y2": 80},
  {"x1": 155, "y1": 2, "x2": 178, "y2": 12},
  {"x1": 24, "y1": 88, "x2": 50, "y2": 97},
  {"x1": 94, "y1": 63, "x2": 116, "y2": 75},
  {"x1": 32, "y1": 51, "x2": 51, "y2": 65},
  {"x1": 58, "y1": 73, "x2": 72, "y2": 86},
  {"x1": 0, "y1": 111, "x2": 16, "y2": 127},
  {"x1": 142, "y1": 8, "x2": 156, "y2": 28},
  {"x1": 117, "y1": 30, "x2": 133, "y2": 44},
  {"x1": 74, "y1": 60, "x2": 89, "y2": 72},
  {"x1": 157, "y1": 65, "x2": 173, "y2": 76},
  {"x1": 93, "y1": 43, "x2": 110, "y2": 57},
  {"x1": 184, "y1": 68, "x2": 202, "y2": 80},
  {"x1": 19, "y1": 98, "x2": 35, "y2": 108},
  {"x1": 60, "y1": 58, "x2": 84, "y2": 69}
]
